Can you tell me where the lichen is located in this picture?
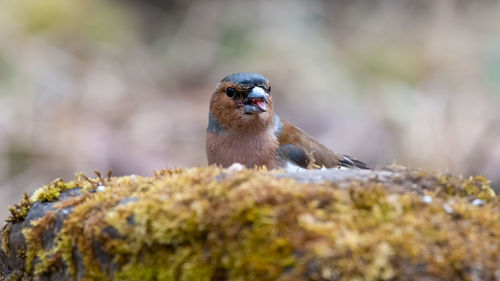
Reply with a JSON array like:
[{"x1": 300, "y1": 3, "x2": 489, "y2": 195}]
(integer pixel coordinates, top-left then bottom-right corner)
[{"x1": 13, "y1": 167, "x2": 500, "y2": 280}]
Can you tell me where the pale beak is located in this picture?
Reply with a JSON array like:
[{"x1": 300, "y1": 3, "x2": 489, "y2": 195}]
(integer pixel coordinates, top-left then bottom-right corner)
[{"x1": 244, "y1": 87, "x2": 269, "y2": 114}]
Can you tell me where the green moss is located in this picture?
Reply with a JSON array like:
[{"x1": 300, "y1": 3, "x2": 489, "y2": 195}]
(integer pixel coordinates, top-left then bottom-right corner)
[
  {"x1": 1, "y1": 225, "x2": 10, "y2": 254},
  {"x1": 460, "y1": 175, "x2": 495, "y2": 199},
  {"x1": 6, "y1": 193, "x2": 31, "y2": 223},
  {"x1": 6, "y1": 172, "x2": 101, "y2": 224},
  {"x1": 22, "y1": 211, "x2": 56, "y2": 272},
  {"x1": 16, "y1": 167, "x2": 500, "y2": 280},
  {"x1": 6, "y1": 271, "x2": 21, "y2": 281},
  {"x1": 31, "y1": 177, "x2": 85, "y2": 202},
  {"x1": 437, "y1": 174, "x2": 496, "y2": 200}
]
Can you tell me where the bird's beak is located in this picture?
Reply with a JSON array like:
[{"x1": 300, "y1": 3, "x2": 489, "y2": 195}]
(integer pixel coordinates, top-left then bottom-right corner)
[{"x1": 244, "y1": 87, "x2": 269, "y2": 114}]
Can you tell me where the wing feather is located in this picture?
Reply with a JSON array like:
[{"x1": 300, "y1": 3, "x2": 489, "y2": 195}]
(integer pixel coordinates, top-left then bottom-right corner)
[{"x1": 277, "y1": 120, "x2": 368, "y2": 169}]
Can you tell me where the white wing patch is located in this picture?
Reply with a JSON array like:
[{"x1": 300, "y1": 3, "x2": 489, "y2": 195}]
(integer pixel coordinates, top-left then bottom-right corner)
[{"x1": 285, "y1": 161, "x2": 307, "y2": 172}]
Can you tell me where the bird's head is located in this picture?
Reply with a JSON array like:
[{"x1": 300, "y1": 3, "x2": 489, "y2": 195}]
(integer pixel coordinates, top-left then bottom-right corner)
[{"x1": 209, "y1": 72, "x2": 274, "y2": 133}]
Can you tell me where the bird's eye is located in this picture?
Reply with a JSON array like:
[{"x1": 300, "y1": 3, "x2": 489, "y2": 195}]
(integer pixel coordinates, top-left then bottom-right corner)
[{"x1": 226, "y1": 87, "x2": 236, "y2": 98}]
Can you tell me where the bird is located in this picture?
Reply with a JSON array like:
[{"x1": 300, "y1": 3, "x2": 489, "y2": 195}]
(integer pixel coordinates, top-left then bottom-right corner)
[{"x1": 206, "y1": 72, "x2": 369, "y2": 171}]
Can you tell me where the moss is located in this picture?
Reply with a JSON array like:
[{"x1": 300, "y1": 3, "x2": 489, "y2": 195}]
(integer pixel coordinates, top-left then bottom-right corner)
[
  {"x1": 459, "y1": 175, "x2": 495, "y2": 199},
  {"x1": 6, "y1": 193, "x2": 31, "y2": 223},
  {"x1": 434, "y1": 174, "x2": 496, "y2": 205},
  {"x1": 31, "y1": 177, "x2": 84, "y2": 202},
  {"x1": 5, "y1": 172, "x2": 103, "y2": 225},
  {"x1": 1, "y1": 224, "x2": 11, "y2": 254},
  {"x1": 6, "y1": 271, "x2": 21, "y2": 281},
  {"x1": 14, "y1": 167, "x2": 500, "y2": 280},
  {"x1": 22, "y1": 211, "x2": 56, "y2": 273}
]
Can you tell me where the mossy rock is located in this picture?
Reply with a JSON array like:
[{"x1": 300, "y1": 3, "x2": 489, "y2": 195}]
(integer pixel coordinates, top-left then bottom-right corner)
[{"x1": 0, "y1": 166, "x2": 499, "y2": 281}]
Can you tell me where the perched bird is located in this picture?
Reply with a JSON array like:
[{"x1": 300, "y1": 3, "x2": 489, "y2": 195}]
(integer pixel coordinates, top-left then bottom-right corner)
[{"x1": 206, "y1": 72, "x2": 368, "y2": 171}]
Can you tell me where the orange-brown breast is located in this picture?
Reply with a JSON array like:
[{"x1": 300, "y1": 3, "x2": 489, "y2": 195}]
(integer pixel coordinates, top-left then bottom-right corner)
[{"x1": 206, "y1": 131, "x2": 279, "y2": 168}]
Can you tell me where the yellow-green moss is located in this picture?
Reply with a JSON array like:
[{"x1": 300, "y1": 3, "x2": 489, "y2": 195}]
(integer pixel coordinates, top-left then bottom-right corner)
[
  {"x1": 6, "y1": 172, "x2": 101, "y2": 224},
  {"x1": 6, "y1": 193, "x2": 31, "y2": 223},
  {"x1": 31, "y1": 177, "x2": 88, "y2": 202},
  {"x1": 5, "y1": 271, "x2": 21, "y2": 281},
  {"x1": 437, "y1": 174, "x2": 496, "y2": 200},
  {"x1": 22, "y1": 211, "x2": 56, "y2": 273},
  {"x1": 17, "y1": 167, "x2": 500, "y2": 280},
  {"x1": 1, "y1": 225, "x2": 11, "y2": 254}
]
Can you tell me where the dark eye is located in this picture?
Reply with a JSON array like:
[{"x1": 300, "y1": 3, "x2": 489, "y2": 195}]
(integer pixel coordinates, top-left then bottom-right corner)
[{"x1": 226, "y1": 87, "x2": 236, "y2": 98}]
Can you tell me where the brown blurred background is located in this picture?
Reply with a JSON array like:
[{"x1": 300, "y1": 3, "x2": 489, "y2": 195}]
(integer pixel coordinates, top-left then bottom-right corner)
[{"x1": 1, "y1": 0, "x2": 500, "y2": 220}]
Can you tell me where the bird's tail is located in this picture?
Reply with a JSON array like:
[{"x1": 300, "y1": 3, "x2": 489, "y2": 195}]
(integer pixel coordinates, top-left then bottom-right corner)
[{"x1": 339, "y1": 155, "x2": 370, "y2": 169}]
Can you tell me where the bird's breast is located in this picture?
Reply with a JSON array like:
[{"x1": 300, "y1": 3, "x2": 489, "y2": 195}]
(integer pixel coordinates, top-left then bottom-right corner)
[{"x1": 206, "y1": 132, "x2": 279, "y2": 169}]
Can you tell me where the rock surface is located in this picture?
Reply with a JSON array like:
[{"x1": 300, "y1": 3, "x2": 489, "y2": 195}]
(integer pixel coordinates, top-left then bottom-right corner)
[{"x1": 0, "y1": 166, "x2": 498, "y2": 281}]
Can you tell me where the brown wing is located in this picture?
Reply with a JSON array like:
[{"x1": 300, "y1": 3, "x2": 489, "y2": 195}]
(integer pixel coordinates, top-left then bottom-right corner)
[
  {"x1": 276, "y1": 120, "x2": 369, "y2": 169},
  {"x1": 277, "y1": 120, "x2": 342, "y2": 168}
]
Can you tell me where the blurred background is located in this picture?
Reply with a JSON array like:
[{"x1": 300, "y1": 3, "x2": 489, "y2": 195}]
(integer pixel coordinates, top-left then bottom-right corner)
[{"x1": 1, "y1": 0, "x2": 500, "y2": 220}]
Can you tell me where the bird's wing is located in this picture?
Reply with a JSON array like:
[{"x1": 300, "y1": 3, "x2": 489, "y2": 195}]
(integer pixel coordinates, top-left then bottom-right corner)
[
  {"x1": 276, "y1": 120, "x2": 368, "y2": 169},
  {"x1": 276, "y1": 120, "x2": 341, "y2": 168},
  {"x1": 338, "y1": 154, "x2": 370, "y2": 169},
  {"x1": 276, "y1": 144, "x2": 309, "y2": 169}
]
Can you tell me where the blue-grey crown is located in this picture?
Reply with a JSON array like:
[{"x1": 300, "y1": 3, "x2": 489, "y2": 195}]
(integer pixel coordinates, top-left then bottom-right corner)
[{"x1": 222, "y1": 72, "x2": 268, "y2": 86}]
